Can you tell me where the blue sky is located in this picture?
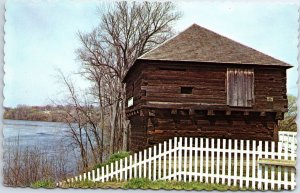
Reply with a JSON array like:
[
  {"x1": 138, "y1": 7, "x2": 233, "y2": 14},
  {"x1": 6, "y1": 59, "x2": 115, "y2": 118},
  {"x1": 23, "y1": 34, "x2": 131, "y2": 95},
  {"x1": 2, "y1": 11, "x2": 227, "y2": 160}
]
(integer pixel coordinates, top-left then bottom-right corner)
[{"x1": 4, "y1": 0, "x2": 299, "y2": 107}]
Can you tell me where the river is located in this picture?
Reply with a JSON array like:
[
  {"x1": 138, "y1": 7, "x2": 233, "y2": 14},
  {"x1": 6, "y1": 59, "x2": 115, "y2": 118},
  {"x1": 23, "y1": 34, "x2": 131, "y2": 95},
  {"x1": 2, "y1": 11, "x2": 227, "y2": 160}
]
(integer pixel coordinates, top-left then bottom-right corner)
[{"x1": 3, "y1": 119, "x2": 80, "y2": 175}]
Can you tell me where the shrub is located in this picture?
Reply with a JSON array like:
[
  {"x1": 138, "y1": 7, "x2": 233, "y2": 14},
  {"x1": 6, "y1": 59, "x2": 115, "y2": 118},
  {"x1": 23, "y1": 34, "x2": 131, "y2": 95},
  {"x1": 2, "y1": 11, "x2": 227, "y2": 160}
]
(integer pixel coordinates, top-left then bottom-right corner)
[{"x1": 93, "y1": 151, "x2": 130, "y2": 170}]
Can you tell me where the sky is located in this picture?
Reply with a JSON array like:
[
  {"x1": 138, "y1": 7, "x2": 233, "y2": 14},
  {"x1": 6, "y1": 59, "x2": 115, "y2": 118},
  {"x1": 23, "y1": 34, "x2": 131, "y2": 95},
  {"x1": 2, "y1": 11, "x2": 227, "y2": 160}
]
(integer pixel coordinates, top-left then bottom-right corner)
[{"x1": 4, "y1": 0, "x2": 299, "y2": 107}]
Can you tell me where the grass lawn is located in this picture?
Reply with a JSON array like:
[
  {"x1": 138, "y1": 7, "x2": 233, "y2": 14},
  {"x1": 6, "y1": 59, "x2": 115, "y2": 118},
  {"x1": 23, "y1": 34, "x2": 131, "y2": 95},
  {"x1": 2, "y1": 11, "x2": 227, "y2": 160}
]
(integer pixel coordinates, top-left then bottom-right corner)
[{"x1": 59, "y1": 178, "x2": 250, "y2": 190}]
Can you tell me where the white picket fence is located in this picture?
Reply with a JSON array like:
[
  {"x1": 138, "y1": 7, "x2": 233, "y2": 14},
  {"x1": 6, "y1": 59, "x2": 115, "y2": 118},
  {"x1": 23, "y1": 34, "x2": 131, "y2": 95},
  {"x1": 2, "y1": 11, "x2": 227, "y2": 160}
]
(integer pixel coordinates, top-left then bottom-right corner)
[
  {"x1": 279, "y1": 131, "x2": 297, "y2": 153},
  {"x1": 60, "y1": 136, "x2": 296, "y2": 190}
]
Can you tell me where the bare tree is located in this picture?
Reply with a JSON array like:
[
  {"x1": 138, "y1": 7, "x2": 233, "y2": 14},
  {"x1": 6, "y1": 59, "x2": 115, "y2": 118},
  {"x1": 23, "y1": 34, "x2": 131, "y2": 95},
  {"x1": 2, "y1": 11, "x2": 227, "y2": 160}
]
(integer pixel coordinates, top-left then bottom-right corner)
[{"x1": 76, "y1": 1, "x2": 181, "y2": 154}]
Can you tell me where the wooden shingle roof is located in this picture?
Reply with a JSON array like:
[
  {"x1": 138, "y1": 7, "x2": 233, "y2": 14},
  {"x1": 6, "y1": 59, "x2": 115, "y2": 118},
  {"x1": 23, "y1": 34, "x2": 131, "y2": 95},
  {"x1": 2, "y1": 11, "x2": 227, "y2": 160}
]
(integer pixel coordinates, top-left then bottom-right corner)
[
  {"x1": 123, "y1": 24, "x2": 291, "y2": 82},
  {"x1": 139, "y1": 24, "x2": 291, "y2": 67}
]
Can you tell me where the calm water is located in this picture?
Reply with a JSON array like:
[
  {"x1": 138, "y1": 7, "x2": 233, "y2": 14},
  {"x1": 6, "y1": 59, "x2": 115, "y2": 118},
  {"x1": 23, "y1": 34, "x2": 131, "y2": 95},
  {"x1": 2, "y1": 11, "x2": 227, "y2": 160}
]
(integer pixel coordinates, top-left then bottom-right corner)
[
  {"x1": 3, "y1": 119, "x2": 79, "y2": 174},
  {"x1": 4, "y1": 119, "x2": 72, "y2": 147}
]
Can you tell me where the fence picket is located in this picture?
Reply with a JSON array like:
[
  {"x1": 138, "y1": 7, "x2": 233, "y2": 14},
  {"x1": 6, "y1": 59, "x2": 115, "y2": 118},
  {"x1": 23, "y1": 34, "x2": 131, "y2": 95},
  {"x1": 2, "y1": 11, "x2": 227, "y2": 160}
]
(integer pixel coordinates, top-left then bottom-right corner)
[
  {"x1": 184, "y1": 137, "x2": 188, "y2": 182},
  {"x1": 120, "y1": 159, "x2": 123, "y2": 181},
  {"x1": 277, "y1": 142, "x2": 282, "y2": 190},
  {"x1": 239, "y1": 140, "x2": 244, "y2": 188},
  {"x1": 205, "y1": 138, "x2": 209, "y2": 183},
  {"x1": 174, "y1": 137, "x2": 177, "y2": 181},
  {"x1": 284, "y1": 141, "x2": 288, "y2": 190},
  {"x1": 178, "y1": 138, "x2": 183, "y2": 181},
  {"x1": 216, "y1": 139, "x2": 221, "y2": 184},
  {"x1": 245, "y1": 140, "x2": 250, "y2": 188},
  {"x1": 110, "y1": 163, "x2": 114, "y2": 181},
  {"x1": 199, "y1": 138, "x2": 203, "y2": 182},
  {"x1": 257, "y1": 141, "x2": 262, "y2": 190},
  {"x1": 169, "y1": 139, "x2": 172, "y2": 180},
  {"x1": 270, "y1": 142, "x2": 275, "y2": 190},
  {"x1": 264, "y1": 141, "x2": 269, "y2": 190},
  {"x1": 211, "y1": 138, "x2": 215, "y2": 184},
  {"x1": 227, "y1": 139, "x2": 232, "y2": 186},
  {"x1": 115, "y1": 161, "x2": 119, "y2": 181},
  {"x1": 125, "y1": 157, "x2": 128, "y2": 181},
  {"x1": 139, "y1": 151, "x2": 142, "y2": 178},
  {"x1": 233, "y1": 139, "x2": 238, "y2": 186},
  {"x1": 106, "y1": 165, "x2": 109, "y2": 181},
  {"x1": 189, "y1": 138, "x2": 193, "y2": 182},
  {"x1": 221, "y1": 139, "x2": 226, "y2": 184},
  {"x1": 92, "y1": 170, "x2": 95, "y2": 182},
  {"x1": 195, "y1": 138, "x2": 198, "y2": 181},
  {"x1": 158, "y1": 143, "x2": 162, "y2": 179},
  {"x1": 148, "y1": 148, "x2": 152, "y2": 180},
  {"x1": 153, "y1": 146, "x2": 157, "y2": 181},
  {"x1": 129, "y1": 155, "x2": 133, "y2": 179},
  {"x1": 291, "y1": 139, "x2": 296, "y2": 190},
  {"x1": 251, "y1": 140, "x2": 256, "y2": 189},
  {"x1": 163, "y1": 141, "x2": 167, "y2": 179},
  {"x1": 101, "y1": 167, "x2": 104, "y2": 182},
  {"x1": 144, "y1": 149, "x2": 147, "y2": 178},
  {"x1": 134, "y1": 153, "x2": 137, "y2": 178}
]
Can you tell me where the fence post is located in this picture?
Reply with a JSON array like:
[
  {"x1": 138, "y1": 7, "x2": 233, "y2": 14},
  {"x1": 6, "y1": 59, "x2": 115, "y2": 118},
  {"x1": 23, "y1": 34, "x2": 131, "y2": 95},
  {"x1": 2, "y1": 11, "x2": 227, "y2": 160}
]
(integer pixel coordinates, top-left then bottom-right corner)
[
  {"x1": 211, "y1": 138, "x2": 215, "y2": 184},
  {"x1": 83, "y1": 173, "x2": 86, "y2": 181},
  {"x1": 110, "y1": 162, "x2": 114, "y2": 181},
  {"x1": 205, "y1": 138, "x2": 209, "y2": 183},
  {"x1": 178, "y1": 137, "x2": 182, "y2": 181}
]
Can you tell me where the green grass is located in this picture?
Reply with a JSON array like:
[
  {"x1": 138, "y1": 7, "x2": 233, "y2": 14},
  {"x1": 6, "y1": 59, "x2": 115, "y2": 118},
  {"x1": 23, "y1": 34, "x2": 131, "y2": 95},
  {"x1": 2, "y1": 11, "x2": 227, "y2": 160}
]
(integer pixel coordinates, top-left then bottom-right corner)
[
  {"x1": 62, "y1": 178, "x2": 250, "y2": 190},
  {"x1": 31, "y1": 179, "x2": 56, "y2": 188}
]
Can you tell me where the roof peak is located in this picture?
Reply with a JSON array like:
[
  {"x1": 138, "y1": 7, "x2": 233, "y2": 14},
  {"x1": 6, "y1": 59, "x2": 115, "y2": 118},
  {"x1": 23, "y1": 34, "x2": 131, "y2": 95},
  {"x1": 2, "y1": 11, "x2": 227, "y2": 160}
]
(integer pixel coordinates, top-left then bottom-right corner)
[{"x1": 138, "y1": 23, "x2": 291, "y2": 67}]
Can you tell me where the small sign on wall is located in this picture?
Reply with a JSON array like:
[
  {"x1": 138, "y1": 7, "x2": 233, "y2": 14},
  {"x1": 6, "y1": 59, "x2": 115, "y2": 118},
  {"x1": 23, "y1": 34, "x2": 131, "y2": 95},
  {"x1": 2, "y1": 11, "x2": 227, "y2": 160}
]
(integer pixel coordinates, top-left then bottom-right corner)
[
  {"x1": 267, "y1": 97, "x2": 274, "y2": 102},
  {"x1": 128, "y1": 97, "x2": 133, "y2": 107}
]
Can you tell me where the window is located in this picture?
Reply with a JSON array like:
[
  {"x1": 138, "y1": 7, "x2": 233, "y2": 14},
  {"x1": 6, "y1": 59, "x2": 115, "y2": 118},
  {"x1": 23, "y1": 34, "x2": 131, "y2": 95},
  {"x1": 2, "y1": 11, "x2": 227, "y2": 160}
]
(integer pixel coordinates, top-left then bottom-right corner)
[
  {"x1": 127, "y1": 97, "x2": 133, "y2": 107},
  {"x1": 227, "y1": 68, "x2": 254, "y2": 107},
  {"x1": 181, "y1": 87, "x2": 193, "y2": 94}
]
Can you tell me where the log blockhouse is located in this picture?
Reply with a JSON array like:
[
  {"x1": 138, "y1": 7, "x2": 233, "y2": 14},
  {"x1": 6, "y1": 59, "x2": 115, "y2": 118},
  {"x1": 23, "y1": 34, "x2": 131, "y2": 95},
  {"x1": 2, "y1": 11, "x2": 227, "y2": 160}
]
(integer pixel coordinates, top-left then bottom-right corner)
[{"x1": 123, "y1": 24, "x2": 292, "y2": 152}]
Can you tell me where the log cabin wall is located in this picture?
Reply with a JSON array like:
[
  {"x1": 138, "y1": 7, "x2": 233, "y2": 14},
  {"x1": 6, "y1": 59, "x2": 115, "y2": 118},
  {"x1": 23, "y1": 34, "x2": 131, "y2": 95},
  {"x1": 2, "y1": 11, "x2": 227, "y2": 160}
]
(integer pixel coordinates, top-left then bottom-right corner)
[{"x1": 125, "y1": 61, "x2": 288, "y2": 152}]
